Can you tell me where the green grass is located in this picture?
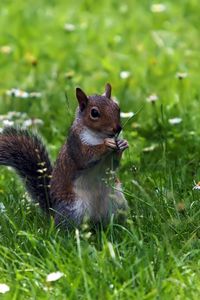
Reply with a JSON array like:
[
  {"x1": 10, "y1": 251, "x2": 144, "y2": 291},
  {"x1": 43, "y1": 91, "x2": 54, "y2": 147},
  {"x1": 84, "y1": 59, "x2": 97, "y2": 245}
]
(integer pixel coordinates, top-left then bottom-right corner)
[{"x1": 0, "y1": 0, "x2": 200, "y2": 298}]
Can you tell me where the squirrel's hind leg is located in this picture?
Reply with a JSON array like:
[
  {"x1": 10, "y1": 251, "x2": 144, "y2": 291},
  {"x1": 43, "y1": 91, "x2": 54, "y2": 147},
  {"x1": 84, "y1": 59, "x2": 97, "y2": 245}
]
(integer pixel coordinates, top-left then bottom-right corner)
[{"x1": 111, "y1": 179, "x2": 129, "y2": 222}]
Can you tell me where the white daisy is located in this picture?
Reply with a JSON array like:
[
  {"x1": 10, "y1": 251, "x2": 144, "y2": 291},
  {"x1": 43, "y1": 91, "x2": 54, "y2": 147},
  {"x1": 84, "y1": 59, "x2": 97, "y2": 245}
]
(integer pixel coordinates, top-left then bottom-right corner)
[
  {"x1": 46, "y1": 271, "x2": 64, "y2": 282},
  {"x1": 0, "y1": 284, "x2": 10, "y2": 294}
]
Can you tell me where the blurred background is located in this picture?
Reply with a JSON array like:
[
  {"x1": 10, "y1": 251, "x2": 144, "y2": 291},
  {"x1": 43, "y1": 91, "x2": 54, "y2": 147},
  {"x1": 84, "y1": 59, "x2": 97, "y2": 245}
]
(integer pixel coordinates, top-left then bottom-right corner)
[
  {"x1": 1, "y1": 0, "x2": 199, "y2": 138},
  {"x1": 1, "y1": 0, "x2": 200, "y2": 192},
  {"x1": 1, "y1": 0, "x2": 200, "y2": 191}
]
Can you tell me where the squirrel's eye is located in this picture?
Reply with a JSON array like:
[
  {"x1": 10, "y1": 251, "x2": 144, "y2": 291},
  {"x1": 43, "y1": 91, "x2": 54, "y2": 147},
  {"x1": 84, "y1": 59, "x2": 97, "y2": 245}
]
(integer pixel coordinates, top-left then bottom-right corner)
[{"x1": 90, "y1": 108, "x2": 100, "y2": 119}]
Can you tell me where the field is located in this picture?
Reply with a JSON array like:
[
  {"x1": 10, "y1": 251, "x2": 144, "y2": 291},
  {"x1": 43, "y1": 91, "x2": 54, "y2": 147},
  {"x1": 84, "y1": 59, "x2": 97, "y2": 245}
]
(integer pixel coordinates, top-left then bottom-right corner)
[{"x1": 0, "y1": 0, "x2": 200, "y2": 299}]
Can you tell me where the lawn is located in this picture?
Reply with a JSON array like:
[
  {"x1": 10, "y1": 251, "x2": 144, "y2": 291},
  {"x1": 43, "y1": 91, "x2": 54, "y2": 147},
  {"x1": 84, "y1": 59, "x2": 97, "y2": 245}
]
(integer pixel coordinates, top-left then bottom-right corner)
[{"x1": 0, "y1": 0, "x2": 200, "y2": 299}]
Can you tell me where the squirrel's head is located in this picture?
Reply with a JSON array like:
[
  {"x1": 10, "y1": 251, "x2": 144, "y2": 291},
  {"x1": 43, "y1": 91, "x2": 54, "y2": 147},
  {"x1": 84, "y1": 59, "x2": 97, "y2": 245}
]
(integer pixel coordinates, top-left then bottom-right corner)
[{"x1": 76, "y1": 83, "x2": 121, "y2": 137}]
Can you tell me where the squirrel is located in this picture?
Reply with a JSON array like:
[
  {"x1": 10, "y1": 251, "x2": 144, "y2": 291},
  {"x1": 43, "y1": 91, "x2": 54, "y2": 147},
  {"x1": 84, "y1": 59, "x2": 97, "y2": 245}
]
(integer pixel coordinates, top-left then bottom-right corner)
[{"x1": 0, "y1": 83, "x2": 129, "y2": 228}]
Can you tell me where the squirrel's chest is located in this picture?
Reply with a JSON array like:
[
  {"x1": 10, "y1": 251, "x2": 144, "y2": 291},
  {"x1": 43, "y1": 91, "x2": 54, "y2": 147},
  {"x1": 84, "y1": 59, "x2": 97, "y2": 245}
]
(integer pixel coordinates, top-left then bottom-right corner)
[{"x1": 73, "y1": 155, "x2": 114, "y2": 221}]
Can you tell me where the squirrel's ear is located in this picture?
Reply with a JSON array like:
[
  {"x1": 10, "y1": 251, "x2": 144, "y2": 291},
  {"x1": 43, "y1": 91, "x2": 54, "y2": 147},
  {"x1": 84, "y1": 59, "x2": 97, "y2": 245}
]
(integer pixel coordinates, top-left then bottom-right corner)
[
  {"x1": 104, "y1": 83, "x2": 112, "y2": 99},
  {"x1": 76, "y1": 88, "x2": 88, "y2": 111}
]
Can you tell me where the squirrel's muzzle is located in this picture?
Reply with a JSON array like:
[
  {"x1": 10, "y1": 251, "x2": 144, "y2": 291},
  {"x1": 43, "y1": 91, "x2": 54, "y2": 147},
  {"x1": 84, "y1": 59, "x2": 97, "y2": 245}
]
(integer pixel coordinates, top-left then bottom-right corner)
[{"x1": 113, "y1": 124, "x2": 122, "y2": 135}]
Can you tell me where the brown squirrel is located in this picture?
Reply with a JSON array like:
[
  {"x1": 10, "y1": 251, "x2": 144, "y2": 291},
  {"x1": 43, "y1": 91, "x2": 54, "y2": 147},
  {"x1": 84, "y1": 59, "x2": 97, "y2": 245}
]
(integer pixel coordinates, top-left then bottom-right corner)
[{"x1": 0, "y1": 84, "x2": 129, "y2": 228}]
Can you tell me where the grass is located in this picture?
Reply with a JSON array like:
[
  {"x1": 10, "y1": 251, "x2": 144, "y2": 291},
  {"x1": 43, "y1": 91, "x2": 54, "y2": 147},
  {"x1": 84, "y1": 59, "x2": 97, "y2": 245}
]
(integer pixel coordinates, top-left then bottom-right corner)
[{"x1": 0, "y1": 0, "x2": 200, "y2": 298}]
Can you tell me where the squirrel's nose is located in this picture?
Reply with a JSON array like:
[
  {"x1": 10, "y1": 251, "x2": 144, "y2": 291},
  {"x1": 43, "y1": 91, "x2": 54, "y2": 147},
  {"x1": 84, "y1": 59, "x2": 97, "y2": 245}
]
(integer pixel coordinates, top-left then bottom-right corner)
[{"x1": 113, "y1": 124, "x2": 122, "y2": 135}]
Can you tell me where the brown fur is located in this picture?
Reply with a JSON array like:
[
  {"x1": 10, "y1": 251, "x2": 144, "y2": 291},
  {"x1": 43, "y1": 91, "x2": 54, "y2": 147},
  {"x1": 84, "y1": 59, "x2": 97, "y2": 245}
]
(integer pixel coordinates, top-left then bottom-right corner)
[
  {"x1": 78, "y1": 95, "x2": 121, "y2": 135},
  {"x1": 0, "y1": 84, "x2": 128, "y2": 228}
]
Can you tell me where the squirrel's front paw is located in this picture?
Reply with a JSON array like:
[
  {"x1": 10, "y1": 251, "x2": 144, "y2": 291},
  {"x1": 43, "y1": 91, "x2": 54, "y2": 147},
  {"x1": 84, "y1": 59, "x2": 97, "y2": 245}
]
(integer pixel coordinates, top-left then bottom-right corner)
[
  {"x1": 116, "y1": 139, "x2": 129, "y2": 151},
  {"x1": 104, "y1": 138, "x2": 118, "y2": 150}
]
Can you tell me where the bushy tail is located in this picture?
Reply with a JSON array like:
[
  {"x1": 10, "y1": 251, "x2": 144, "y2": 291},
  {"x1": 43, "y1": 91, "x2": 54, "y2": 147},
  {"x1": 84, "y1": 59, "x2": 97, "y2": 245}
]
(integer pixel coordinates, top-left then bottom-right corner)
[{"x1": 0, "y1": 127, "x2": 53, "y2": 212}]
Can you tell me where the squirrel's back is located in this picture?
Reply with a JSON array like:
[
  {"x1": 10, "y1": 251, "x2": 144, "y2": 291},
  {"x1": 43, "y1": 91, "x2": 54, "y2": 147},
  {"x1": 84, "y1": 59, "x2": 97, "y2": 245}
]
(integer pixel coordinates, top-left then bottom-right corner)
[{"x1": 0, "y1": 127, "x2": 52, "y2": 212}]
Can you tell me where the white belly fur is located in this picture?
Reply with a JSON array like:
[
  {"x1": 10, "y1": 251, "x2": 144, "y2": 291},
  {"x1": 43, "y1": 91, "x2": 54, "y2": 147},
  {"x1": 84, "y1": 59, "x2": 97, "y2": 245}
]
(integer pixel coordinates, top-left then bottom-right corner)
[{"x1": 73, "y1": 155, "x2": 127, "y2": 223}]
